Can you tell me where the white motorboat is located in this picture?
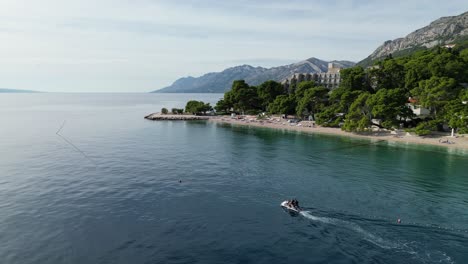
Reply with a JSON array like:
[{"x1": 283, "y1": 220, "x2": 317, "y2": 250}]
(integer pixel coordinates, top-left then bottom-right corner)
[{"x1": 280, "y1": 200, "x2": 301, "y2": 213}]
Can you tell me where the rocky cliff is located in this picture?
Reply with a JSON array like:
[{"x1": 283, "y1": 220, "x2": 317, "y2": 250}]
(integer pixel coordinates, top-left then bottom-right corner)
[{"x1": 359, "y1": 11, "x2": 468, "y2": 65}]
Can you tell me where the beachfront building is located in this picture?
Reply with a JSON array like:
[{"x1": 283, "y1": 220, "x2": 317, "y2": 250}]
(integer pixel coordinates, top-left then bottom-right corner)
[
  {"x1": 282, "y1": 63, "x2": 342, "y2": 92},
  {"x1": 407, "y1": 97, "x2": 430, "y2": 118}
]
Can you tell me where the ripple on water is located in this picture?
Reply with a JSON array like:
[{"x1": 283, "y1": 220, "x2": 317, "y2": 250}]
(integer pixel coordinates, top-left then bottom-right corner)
[{"x1": 1, "y1": 94, "x2": 468, "y2": 264}]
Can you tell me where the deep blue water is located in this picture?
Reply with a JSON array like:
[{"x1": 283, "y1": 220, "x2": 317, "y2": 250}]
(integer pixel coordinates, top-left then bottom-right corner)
[{"x1": 1, "y1": 93, "x2": 467, "y2": 264}]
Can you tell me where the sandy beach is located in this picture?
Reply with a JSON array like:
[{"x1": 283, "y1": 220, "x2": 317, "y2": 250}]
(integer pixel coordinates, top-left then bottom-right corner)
[{"x1": 209, "y1": 115, "x2": 468, "y2": 152}]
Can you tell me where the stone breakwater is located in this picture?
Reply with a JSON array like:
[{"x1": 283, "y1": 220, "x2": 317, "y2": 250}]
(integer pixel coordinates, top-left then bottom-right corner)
[{"x1": 144, "y1": 113, "x2": 210, "y2": 120}]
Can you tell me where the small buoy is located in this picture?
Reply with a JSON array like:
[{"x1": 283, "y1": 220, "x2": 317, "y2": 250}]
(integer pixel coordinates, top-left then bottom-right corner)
[
  {"x1": 179, "y1": 180, "x2": 182, "y2": 183},
  {"x1": 397, "y1": 218, "x2": 401, "y2": 224}
]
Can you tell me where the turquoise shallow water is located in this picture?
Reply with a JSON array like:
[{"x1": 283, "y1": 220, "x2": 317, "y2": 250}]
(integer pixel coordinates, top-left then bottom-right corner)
[{"x1": 1, "y1": 93, "x2": 467, "y2": 264}]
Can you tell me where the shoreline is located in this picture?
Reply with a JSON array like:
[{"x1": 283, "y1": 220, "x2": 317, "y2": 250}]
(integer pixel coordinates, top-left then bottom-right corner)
[{"x1": 208, "y1": 116, "x2": 468, "y2": 152}]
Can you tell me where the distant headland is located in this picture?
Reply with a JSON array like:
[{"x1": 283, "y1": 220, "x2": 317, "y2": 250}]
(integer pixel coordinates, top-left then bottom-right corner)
[{"x1": 0, "y1": 88, "x2": 41, "y2": 93}]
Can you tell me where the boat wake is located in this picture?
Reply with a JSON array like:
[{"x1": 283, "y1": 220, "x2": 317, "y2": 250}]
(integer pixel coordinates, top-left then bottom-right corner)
[
  {"x1": 300, "y1": 211, "x2": 396, "y2": 249},
  {"x1": 298, "y1": 210, "x2": 455, "y2": 263}
]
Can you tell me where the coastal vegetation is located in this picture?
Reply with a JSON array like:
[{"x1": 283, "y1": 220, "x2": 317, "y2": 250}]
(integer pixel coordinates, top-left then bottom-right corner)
[
  {"x1": 158, "y1": 102, "x2": 211, "y2": 116},
  {"x1": 214, "y1": 43, "x2": 468, "y2": 135},
  {"x1": 184, "y1": 100, "x2": 213, "y2": 115},
  {"x1": 171, "y1": 108, "x2": 184, "y2": 114}
]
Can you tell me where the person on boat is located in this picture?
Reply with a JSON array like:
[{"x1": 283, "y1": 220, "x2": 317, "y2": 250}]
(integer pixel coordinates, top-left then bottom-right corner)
[
  {"x1": 288, "y1": 200, "x2": 295, "y2": 207},
  {"x1": 290, "y1": 199, "x2": 299, "y2": 209}
]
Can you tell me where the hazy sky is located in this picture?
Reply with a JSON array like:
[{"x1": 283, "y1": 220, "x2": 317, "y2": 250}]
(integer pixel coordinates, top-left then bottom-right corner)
[{"x1": 0, "y1": 1, "x2": 467, "y2": 92}]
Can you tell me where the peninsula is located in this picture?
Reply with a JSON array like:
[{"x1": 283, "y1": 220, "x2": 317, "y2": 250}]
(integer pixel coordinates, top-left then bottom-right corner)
[{"x1": 145, "y1": 113, "x2": 210, "y2": 121}]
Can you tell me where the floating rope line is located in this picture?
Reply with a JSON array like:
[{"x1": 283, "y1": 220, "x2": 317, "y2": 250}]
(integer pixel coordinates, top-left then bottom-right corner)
[
  {"x1": 56, "y1": 121, "x2": 96, "y2": 164},
  {"x1": 56, "y1": 120, "x2": 66, "y2": 134}
]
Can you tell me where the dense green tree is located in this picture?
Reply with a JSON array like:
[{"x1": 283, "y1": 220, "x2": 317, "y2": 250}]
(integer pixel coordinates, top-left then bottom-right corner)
[
  {"x1": 294, "y1": 81, "x2": 316, "y2": 102},
  {"x1": 342, "y1": 92, "x2": 372, "y2": 131},
  {"x1": 371, "y1": 59, "x2": 405, "y2": 90},
  {"x1": 229, "y1": 80, "x2": 260, "y2": 113},
  {"x1": 340, "y1": 90, "x2": 364, "y2": 114},
  {"x1": 222, "y1": 90, "x2": 235, "y2": 109},
  {"x1": 295, "y1": 86, "x2": 329, "y2": 119},
  {"x1": 316, "y1": 104, "x2": 343, "y2": 127},
  {"x1": 461, "y1": 89, "x2": 468, "y2": 102},
  {"x1": 411, "y1": 76, "x2": 459, "y2": 118},
  {"x1": 414, "y1": 120, "x2": 439, "y2": 136},
  {"x1": 443, "y1": 100, "x2": 468, "y2": 134},
  {"x1": 257, "y1": 80, "x2": 285, "y2": 110},
  {"x1": 428, "y1": 52, "x2": 467, "y2": 81},
  {"x1": 185, "y1": 100, "x2": 212, "y2": 115},
  {"x1": 460, "y1": 49, "x2": 468, "y2": 63},
  {"x1": 328, "y1": 86, "x2": 345, "y2": 102},
  {"x1": 404, "y1": 52, "x2": 434, "y2": 90},
  {"x1": 328, "y1": 88, "x2": 363, "y2": 115},
  {"x1": 171, "y1": 108, "x2": 183, "y2": 114},
  {"x1": 339, "y1": 66, "x2": 370, "y2": 91},
  {"x1": 185, "y1": 101, "x2": 198, "y2": 114},
  {"x1": 214, "y1": 99, "x2": 230, "y2": 113},
  {"x1": 268, "y1": 95, "x2": 296, "y2": 115},
  {"x1": 366, "y1": 88, "x2": 412, "y2": 128},
  {"x1": 321, "y1": 88, "x2": 364, "y2": 128}
]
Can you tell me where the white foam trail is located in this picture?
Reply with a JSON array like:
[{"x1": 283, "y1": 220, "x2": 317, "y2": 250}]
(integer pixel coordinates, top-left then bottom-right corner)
[
  {"x1": 298, "y1": 211, "x2": 456, "y2": 263},
  {"x1": 300, "y1": 211, "x2": 396, "y2": 249}
]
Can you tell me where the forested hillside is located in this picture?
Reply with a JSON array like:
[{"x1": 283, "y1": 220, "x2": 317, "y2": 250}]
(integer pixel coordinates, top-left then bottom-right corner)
[{"x1": 215, "y1": 43, "x2": 468, "y2": 135}]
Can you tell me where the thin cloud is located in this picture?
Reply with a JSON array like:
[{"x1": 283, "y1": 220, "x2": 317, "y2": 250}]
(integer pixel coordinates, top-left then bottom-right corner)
[{"x1": 0, "y1": 0, "x2": 467, "y2": 92}]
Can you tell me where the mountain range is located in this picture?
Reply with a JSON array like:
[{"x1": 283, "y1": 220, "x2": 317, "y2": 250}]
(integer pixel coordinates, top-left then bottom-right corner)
[
  {"x1": 154, "y1": 11, "x2": 468, "y2": 93},
  {"x1": 154, "y1": 58, "x2": 354, "y2": 93}
]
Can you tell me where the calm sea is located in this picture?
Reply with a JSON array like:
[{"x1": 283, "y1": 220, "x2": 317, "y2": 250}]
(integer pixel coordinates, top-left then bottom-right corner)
[{"x1": 1, "y1": 93, "x2": 467, "y2": 264}]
